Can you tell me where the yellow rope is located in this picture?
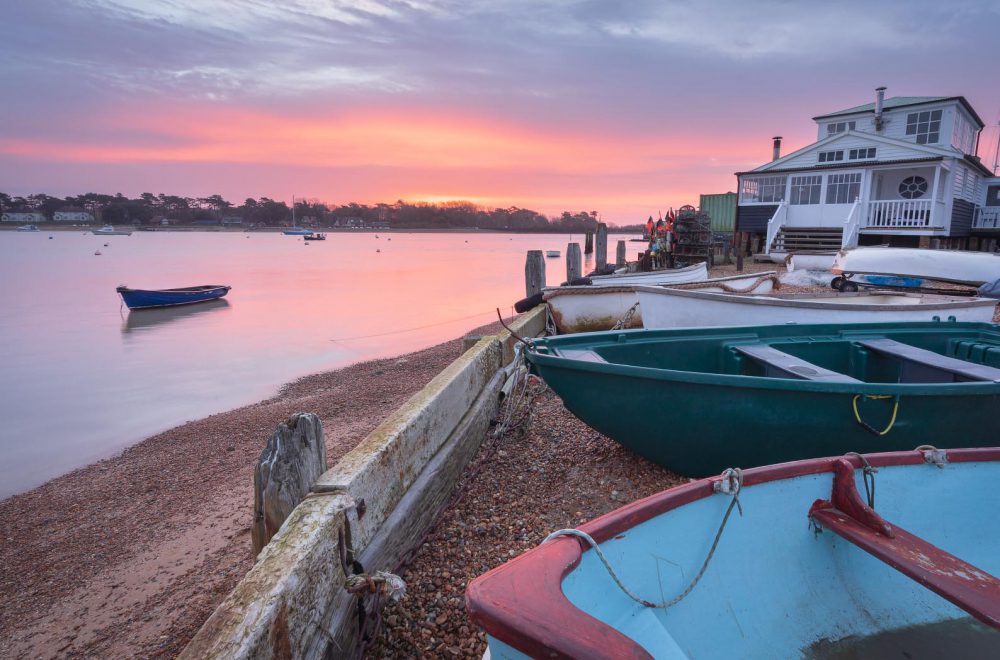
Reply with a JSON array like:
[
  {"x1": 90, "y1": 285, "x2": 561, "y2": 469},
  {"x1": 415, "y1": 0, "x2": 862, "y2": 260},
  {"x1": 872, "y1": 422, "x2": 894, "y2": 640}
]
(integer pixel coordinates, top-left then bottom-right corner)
[{"x1": 852, "y1": 394, "x2": 900, "y2": 436}]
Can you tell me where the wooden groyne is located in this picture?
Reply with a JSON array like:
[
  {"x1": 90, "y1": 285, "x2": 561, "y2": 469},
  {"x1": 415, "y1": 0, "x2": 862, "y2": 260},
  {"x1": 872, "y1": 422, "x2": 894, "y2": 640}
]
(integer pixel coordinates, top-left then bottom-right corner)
[{"x1": 181, "y1": 308, "x2": 546, "y2": 658}]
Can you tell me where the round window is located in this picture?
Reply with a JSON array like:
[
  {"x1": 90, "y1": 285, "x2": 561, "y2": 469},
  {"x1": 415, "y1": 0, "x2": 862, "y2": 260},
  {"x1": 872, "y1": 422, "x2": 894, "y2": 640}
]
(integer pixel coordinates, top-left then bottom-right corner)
[{"x1": 899, "y1": 176, "x2": 928, "y2": 199}]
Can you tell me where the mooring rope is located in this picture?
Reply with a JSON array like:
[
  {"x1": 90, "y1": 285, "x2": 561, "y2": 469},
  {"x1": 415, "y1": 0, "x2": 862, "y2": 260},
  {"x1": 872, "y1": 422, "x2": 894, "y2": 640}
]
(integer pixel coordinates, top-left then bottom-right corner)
[
  {"x1": 852, "y1": 394, "x2": 900, "y2": 436},
  {"x1": 543, "y1": 467, "x2": 744, "y2": 609},
  {"x1": 843, "y1": 451, "x2": 878, "y2": 509},
  {"x1": 611, "y1": 302, "x2": 640, "y2": 330},
  {"x1": 669, "y1": 274, "x2": 780, "y2": 294}
]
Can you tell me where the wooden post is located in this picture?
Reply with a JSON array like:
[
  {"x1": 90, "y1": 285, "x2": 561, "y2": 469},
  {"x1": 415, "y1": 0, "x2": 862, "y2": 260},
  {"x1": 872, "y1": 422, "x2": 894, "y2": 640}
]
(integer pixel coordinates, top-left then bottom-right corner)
[
  {"x1": 566, "y1": 242, "x2": 582, "y2": 282},
  {"x1": 595, "y1": 223, "x2": 608, "y2": 271},
  {"x1": 524, "y1": 250, "x2": 545, "y2": 297},
  {"x1": 584, "y1": 231, "x2": 594, "y2": 254},
  {"x1": 252, "y1": 413, "x2": 326, "y2": 557},
  {"x1": 615, "y1": 240, "x2": 626, "y2": 267},
  {"x1": 735, "y1": 232, "x2": 744, "y2": 272}
]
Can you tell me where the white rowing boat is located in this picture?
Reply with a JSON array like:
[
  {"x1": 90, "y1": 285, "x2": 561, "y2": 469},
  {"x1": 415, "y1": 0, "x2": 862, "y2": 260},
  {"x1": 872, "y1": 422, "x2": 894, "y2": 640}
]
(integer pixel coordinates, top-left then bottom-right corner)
[
  {"x1": 544, "y1": 272, "x2": 778, "y2": 334},
  {"x1": 589, "y1": 262, "x2": 708, "y2": 286},
  {"x1": 636, "y1": 288, "x2": 997, "y2": 329},
  {"x1": 832, "y1": 247, "x2": 1000, "y2": 286}
]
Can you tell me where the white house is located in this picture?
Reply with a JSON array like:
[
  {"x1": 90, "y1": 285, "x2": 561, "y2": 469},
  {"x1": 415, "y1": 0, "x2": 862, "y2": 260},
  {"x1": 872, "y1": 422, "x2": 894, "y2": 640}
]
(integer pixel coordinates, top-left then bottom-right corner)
[
  {"x1": 53, "y1": 210, "x2": 94, "y2": 223},
  {"x1": 1, "y1": 211, "x2": 46, "y2": 224},
  {"x1": 736, "y1": 88, "x2": 1000, "y2": 256}
]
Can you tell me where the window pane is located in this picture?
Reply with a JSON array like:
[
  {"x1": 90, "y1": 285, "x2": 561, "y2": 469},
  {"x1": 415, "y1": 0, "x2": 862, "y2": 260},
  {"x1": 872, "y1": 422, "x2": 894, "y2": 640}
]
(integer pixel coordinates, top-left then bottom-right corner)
[{"x1": 931, "y1": 110, "x2": 942, "y2": 120}]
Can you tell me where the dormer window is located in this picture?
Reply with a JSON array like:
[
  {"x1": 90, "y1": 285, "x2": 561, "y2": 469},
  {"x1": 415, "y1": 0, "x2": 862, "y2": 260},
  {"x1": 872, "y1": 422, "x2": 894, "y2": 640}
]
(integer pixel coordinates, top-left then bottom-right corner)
[
  {"x1": 848, "y1": 147, "x2": 876, "y2": 160},
  {"x1": 826, "y1": 121, "x2": 855, "y2": 135},
  {"x1": 818, "y1": 150, "x2": 844, "y2": 163},
  {"x1": 905, "y1": 109, "x2": 942, "y2": 144}
]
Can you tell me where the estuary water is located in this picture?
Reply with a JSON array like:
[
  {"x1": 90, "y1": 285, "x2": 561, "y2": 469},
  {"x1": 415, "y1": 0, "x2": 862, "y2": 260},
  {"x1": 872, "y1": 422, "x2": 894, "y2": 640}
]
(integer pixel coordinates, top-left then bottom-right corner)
[{"x1": 0, "y1": 229, "x2": 609, "y2": 498}]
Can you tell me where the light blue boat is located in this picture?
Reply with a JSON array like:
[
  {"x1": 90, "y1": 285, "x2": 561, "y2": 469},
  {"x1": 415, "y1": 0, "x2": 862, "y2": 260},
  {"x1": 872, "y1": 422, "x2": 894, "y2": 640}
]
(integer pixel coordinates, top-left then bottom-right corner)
[
  {"x1": 282, "y1": 229, "x2": 312, "y2": 235},
  {"x1": 467, "y1": 448, "x2": 1000, "y2": 658}
]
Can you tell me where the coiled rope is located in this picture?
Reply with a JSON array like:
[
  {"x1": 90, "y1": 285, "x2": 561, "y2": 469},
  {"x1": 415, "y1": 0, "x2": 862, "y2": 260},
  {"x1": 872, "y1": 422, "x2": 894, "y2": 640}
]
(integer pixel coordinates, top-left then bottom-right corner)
[{"x1": 543, "y1": 467, "x2": 744, "y2": 609}]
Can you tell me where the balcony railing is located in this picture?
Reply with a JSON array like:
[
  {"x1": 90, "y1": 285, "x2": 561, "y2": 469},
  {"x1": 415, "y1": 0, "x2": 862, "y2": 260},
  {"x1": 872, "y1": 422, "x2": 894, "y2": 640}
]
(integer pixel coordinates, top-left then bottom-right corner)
[
  {"x1": 973, "y1": 206, "x2": 1000, "y2": 230},
  {"x1": 865, "y1": 199, "x2": 934, "y2": 229}
]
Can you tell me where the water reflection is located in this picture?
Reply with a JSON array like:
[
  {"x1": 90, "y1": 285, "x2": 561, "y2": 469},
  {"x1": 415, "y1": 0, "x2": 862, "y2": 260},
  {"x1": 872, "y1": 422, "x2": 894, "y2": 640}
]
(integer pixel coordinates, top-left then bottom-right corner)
[{"x1": 121, "y1": 299, "x2": 232, "y2": 334}]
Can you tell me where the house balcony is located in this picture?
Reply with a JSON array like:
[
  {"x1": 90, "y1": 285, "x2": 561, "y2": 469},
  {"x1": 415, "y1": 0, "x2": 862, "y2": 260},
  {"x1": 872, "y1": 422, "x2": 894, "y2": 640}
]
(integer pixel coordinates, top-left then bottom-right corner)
[
  {"x1": 973, "y1": 206, "x2": 1000, "y2": 231},
  {"x1": 864, "y1": 199, "x2": 946, "y2": 230}
]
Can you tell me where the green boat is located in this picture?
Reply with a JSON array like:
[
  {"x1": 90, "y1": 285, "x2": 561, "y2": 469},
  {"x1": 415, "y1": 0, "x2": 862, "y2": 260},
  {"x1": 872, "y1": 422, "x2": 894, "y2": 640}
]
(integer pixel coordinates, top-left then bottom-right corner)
[{"x1": 524, "y1": 321, "x2": 1000, "y2": 477}]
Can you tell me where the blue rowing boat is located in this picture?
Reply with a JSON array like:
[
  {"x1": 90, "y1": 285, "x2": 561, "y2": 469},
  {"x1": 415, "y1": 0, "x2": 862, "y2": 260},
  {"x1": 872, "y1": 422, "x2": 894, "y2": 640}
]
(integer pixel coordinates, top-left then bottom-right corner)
[
  {"x1": 116, "y1": 284, "x2": 231, "y2": 310},
  {"x1": 467, "y1": 448, "x2": 1000, "y2": 658}
]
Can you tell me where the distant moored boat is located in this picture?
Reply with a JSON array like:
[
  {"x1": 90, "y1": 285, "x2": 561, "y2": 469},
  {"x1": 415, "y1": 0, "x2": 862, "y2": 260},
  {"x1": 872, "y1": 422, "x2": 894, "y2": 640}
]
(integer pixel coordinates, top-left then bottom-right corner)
[
  {"x1": 16, "y1": 224, "x2": 40, "y2": 232},
  {"x1": 116, "y1": 284, "x2": 231, "y2": 310},
  {"x1": 93, "y1": 225, "x2": 133, "y2": 236}
]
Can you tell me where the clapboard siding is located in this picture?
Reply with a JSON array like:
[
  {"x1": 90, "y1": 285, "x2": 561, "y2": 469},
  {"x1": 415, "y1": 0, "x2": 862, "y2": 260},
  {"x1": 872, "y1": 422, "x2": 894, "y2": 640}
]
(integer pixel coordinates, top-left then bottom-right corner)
[
  {"x1": 951, "y1": 199, "x2": 974, "y2": 237},
  {"x1": 736, "y1": 205, "x2": 777, "y2": 233},
  {"x1": 770, "y1": 136, "x2": 938, "y2": 170}
]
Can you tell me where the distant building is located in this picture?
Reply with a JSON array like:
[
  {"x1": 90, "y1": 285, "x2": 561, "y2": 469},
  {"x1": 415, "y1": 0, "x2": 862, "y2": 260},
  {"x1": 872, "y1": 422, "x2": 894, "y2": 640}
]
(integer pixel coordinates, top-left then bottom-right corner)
[
  {"x1": 221, "y1": 216, "x2": 244, "y2": 226},
  {"x1": 736, "y1": 88, "x2": 1000, "y2": 254},
  {"x1": 1, "y1": 211, "x2": 46, "y2": 223},
  {"x1": 53, "y1": 209, "x2": 94, "y2": 223}
]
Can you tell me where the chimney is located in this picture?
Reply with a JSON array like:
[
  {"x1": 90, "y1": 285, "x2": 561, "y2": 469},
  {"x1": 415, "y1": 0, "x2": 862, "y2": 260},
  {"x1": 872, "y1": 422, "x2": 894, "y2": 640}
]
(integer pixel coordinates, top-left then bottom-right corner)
[
  {"x1": 874, "y1": 86, "x2": 886, "y2": 131},
  {"x1": 772, "y1": 136, "x2": 782, "y2": 161}
]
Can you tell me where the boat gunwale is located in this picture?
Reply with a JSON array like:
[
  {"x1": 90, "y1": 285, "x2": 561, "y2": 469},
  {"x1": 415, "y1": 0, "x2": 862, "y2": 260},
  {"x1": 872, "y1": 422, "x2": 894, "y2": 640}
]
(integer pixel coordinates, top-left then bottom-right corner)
[
  {"x1": 465, "y1": 447, "x2": 1000, "y2": 660},
  {"x1": 525, "y1": 322, "x2": 1000, "y2": 395},
  {"x1": 543, "y1": 271, "x2": 779, "y2": 300},
  {"x1": 633, "y1": 286, "x2": 998, "y2": 311}
]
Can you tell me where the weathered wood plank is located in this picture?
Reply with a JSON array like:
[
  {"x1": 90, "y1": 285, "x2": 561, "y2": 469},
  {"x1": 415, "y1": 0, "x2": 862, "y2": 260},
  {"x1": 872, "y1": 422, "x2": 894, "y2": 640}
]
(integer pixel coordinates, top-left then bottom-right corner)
[
  {"x1": 566, "y1": 243, "x2": 582, "y2": 282},
  {"x1": 595, "y1": 223, "x2": 608, "y2": 271},
  {"x1": 180, "y1": 493, "x2": 354, "y2": 660},
  {"x1": 524, "y1": 250, "x2": 546, "y2": 298}
]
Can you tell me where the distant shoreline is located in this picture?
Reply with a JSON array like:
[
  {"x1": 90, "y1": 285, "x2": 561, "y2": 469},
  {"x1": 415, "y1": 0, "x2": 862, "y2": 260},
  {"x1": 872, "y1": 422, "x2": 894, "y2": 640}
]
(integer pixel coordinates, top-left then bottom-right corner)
[{"x1": 0, "y1": 225, "x2": 643, "y2": 235}]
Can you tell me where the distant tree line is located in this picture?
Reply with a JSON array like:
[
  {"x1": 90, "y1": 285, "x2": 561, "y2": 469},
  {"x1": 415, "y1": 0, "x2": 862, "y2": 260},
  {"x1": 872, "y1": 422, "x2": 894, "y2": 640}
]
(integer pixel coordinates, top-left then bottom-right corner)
[{"x1": 0, "y1": 191, "x2": 645, "y2": 232}]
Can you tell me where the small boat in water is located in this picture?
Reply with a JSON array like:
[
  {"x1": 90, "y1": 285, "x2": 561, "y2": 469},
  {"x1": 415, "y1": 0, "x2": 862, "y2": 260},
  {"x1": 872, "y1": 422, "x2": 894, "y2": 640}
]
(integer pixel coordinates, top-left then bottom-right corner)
[
  {"x1": 303, "y1": 233, "x2": 327, "y2": 241},
  {"x1": 93, "y1": 225, "x2": 133, "y2": 236},
  {"x1": 546, "y1": 250, "x2": 561, "y2": 258},
  {"x1": 116, "y1": 284, "x2": 231, "y2": 310},
  {"x1": 283, "y1": 229, "x2": 312, "y2": 236},
  {"x1": 524, "y1": 321, "x2": 1000, "y2": 476},
  {"x1": 636, "y1": 289, "x2": 997, "y2": 329},
  {"x1": 833, "y1": 247, "x2": 1000, "y2": 287},
  {"x1": 16, "y1": 224, "x2": 40, "y2": 232},
  {"x1": 467, "y1": 448, "x2": 1000, "y2": 659},
  {"x1": 544, "y1": 272, "x2": 777, "y2": 334}
]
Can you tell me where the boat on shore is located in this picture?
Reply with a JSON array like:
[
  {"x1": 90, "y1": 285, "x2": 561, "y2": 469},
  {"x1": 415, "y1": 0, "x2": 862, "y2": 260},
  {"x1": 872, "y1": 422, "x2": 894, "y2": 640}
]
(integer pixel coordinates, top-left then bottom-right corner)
[
  {"x1": 16, "y1": 224, "x2": 40, "y2": 232},
  {"x1": 589, "y1": 262, "x2": 708, "y2": 287},
  {"x1": 93, "y1": 225, "x2": 133, "y2": 236},
  {"x1": 524, "y1": 321, "x2": 1000, "y2": 476},
  {"x1": 636, "y1": 289, "x2": 997, "y2": 329},
  {"x1": 832, "y1": 247, "x2": 1000, "y2": 287},
  {"x1": 116, "y1": 284, "x2": 232, "y2": 310},
  {"x1": 544, "y1": 272, "x2": 777, "y2": 334},
  {"x1": 467, "y1": 448, "x2": 1000, "y2": 659}
]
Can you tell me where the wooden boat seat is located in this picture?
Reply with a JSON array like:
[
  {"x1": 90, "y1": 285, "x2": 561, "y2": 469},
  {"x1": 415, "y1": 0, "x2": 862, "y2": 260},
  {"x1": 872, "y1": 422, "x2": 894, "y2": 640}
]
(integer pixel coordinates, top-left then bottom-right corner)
[
  {"x1": 811, "y1": 459, "x2": 1000, "y2": 630},
  {"x1": 733, "y1": 345, "x2": 862, "y2": 383},
  {"x1": 858, "y1": 338, "x2": 1000, "y2": 382},
  {"x1": 557, "y1": 349, "x2": 608, "y2": 363}
]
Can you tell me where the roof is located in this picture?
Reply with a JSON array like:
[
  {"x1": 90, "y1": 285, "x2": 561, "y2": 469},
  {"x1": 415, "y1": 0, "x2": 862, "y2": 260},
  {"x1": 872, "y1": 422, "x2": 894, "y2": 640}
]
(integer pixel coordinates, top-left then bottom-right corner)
[
  {"x1": 736, "y1": 156, "x2": 943, "y2": 177},
  {"x1": 813, "y1": 96, "x2": 984, "y2": 127}
]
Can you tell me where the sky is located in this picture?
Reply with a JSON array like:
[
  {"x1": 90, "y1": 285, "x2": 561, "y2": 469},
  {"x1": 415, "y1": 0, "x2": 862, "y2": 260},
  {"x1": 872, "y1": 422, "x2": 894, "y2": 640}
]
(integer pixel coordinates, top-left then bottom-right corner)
[{"x1": 2, "y1": 0, "x2": 999, "y2": 223}]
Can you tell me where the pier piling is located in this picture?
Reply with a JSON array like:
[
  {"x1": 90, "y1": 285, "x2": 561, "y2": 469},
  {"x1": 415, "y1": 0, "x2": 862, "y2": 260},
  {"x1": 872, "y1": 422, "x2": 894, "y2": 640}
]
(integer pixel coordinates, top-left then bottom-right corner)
[
  {"x1": 595, "y1": 223, "x2": 608, "y2": 271},
  {"x1": 524, "y1": 250, "x2": 546, "y2": 297},
  {"x1": 566, "y1": 243, "x2": 582, "y2": 282},
  {"x1": 616, "y1": 240, "x2": 626, "y2": 267},
  {"x1": 584, "y1": 232, "x2": 594, "y2": 254}
]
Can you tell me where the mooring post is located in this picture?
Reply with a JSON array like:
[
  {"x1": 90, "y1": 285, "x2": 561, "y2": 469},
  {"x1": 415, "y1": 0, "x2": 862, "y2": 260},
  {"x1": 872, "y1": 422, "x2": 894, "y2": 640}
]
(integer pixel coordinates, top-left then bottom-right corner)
[
  {"x1": 616, "y1": 240, "x2": 626, "y2": 267},
  {"x1": 595, "y1": 223, "x2": 608, "y2": 271},
  {"x1": 735, "y1": 232, "x2": 744, "y2": 272},
  {"x1": 584, "y1": 231, "x2": 594, "y2": 254},
  {"x1": 524, "y1": 250, "x2": 546, "y2": 297},
  {"x1": 566, "y1": 242, "x2": 582, "y2": 282}
]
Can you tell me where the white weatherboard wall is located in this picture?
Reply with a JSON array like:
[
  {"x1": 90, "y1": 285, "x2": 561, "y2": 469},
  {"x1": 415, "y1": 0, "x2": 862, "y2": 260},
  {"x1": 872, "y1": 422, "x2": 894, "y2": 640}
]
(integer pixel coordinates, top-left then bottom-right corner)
[{"x1": 182, "y1": 308, "x2": 546, "y2": 659}]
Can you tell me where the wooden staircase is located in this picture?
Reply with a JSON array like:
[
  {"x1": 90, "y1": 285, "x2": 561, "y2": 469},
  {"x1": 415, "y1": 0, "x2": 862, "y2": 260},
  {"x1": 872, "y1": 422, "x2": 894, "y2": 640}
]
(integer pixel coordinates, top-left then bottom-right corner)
[{"x1": 770, "y1": 227, "x2": 843, "y2": 254}]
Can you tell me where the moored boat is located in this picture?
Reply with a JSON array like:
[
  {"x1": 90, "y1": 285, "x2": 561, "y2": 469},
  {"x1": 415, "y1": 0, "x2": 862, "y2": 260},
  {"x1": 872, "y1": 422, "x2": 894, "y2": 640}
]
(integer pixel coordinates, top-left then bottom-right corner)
[
  {"x1": 16, "y1": 224, "x2": 40, "y2": 232},
  {"x1": 467, "y1": 448, "x2": 1000, "y2": 659},
  {"x1": 116, "y1": 284, "x2": 231, "y2": 310},
  {"x1": 636, "y1": 289, "x2": 997, "y2": 329},
  {"x1": 524, "y1": 321, "x2": 1000, "y2": 476},
  {"x1": 544, "y1": 272, "x2": 778, "y2": 334},
  {"x1": 545, "y1": 250, "x2": 561, "y2": 258},
  {"x1": 93, "y1": 224, "x2": 133, "y2": 235},
  {"x1": 283, "y1": 229, "x2": 313, "y2": 236},
  {"x1": 832, "y1": 247, "x2": 1000, "y2": 286},
  {"x1": 303, "y1": 232, "x2": 326, "y2": 241}
]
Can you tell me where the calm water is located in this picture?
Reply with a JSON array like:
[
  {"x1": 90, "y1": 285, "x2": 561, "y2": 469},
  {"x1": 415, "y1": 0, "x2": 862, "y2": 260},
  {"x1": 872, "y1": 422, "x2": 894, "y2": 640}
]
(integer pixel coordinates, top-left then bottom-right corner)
[{"x1": 0, "y1": 230, "x2": 607, "y2": 498}]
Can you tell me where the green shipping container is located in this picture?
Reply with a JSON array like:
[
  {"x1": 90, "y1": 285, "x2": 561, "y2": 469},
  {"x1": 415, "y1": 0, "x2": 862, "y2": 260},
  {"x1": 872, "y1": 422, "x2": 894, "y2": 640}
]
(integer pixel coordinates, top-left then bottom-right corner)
[{"x1": 699, "y1": 192, "x2": 737, "y2": 233}]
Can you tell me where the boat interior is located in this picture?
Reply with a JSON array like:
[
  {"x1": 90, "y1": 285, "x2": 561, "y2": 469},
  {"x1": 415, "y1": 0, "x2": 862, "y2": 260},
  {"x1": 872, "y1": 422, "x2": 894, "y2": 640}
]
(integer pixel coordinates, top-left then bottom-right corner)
[{"x1": 544, "y1": 324, "x2": 1000, "y2": 385}]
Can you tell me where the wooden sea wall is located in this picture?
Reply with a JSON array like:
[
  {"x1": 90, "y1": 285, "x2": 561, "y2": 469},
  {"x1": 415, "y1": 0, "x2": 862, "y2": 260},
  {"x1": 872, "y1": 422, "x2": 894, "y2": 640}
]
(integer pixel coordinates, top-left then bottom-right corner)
[{"x1": 181, "y1": 307, "x2": 546, "y2": 659}]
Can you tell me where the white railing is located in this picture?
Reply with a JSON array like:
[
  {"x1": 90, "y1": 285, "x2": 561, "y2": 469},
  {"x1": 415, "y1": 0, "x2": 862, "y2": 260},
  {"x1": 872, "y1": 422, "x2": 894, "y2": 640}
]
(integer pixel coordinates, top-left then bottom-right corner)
[
  {"x1": 764, "y1": 201, "x2": 788, "y2": 255},
  {"x1": 973, "y1": 206, "x2": 1000, "y2": 229},
  {"x1": 865, "y1": 199, "x2": 934, "y2": 229},
  {"x1": 842, "y1": 197, "x2": 862, "y2": 249}
]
